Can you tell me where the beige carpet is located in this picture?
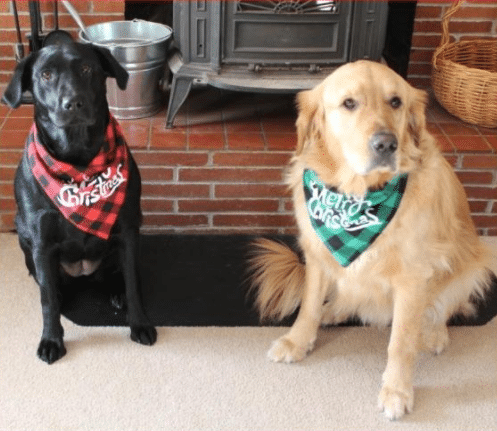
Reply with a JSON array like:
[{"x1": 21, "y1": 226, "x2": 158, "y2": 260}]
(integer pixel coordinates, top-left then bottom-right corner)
[{"x1": 1, "y1": 232, "x2": 496, "y2": 430}]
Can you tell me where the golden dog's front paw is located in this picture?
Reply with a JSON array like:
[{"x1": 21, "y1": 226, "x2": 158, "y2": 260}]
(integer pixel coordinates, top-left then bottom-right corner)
[
  {"x1": 267, "y1": 337, "x2": 314, "y2": 363},
  {"x1": 378, "y1": 385, "x2": 414, "y2": 420}
]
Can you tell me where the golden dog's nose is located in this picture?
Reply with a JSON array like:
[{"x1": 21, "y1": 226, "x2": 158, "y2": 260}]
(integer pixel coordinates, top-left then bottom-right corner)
[{"x1": 369, "y1": 132, "x2": 398, "y2": 156}]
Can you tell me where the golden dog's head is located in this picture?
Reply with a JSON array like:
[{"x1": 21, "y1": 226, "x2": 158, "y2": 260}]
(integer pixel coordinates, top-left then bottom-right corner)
[{"x1": 296, "y1": 61, "x2": 428, "y2": 190}]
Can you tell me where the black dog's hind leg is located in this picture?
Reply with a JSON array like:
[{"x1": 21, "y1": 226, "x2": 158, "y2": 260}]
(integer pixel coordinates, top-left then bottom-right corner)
[
  {"x1": 119, "y1": 229, "x2": 157, "y2": 346},
  {"x1": 32, "y1": 246, "x2": 66, "y2": 364}
]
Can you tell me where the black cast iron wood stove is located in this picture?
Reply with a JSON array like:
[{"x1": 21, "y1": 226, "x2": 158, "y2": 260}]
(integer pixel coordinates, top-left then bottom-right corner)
[{"x1": 166, "y1": 0, "x2": 388, "y2": 128}]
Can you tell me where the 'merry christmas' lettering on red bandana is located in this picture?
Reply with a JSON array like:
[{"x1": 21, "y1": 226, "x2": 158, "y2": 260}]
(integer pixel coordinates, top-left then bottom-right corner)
[{"x1": 27, "y1": 115, "x2": 129, "y2": 240}]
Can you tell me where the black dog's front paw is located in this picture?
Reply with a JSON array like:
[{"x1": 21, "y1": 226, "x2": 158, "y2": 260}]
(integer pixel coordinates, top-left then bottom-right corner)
[
  {"x1": 37, "y1": 339, "x2": 66, "y2": 364},
  {"x1": 130, "y1": 325, "x2": 157, "y2": 346}
]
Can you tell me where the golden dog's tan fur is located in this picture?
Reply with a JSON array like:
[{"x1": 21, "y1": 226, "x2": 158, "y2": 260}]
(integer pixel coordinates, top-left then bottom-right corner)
[{"x1": 250, "y1": 60, "x2": 493, "y2": 420}]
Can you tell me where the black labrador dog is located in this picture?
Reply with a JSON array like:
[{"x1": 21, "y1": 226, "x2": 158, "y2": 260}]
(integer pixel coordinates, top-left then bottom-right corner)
[{"x1": 2, "y1": 40, "x2": 157, "y2": 364}]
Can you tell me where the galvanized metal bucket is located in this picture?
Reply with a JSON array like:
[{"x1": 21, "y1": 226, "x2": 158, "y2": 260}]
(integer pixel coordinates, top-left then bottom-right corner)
[{"x1": 80, "y1": 20, "x2": 172, "y2": 119}]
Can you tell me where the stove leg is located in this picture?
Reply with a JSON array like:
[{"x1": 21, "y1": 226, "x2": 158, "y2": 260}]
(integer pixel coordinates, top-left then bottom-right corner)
[{"x1": 166, "y1": 75, "x2": 193, "y2": 129}]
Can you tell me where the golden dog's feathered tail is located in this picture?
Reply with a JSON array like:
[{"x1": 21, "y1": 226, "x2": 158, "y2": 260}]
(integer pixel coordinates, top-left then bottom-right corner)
[{"x1": 249, "y1": 238, "x2": 305, "y2": 321}]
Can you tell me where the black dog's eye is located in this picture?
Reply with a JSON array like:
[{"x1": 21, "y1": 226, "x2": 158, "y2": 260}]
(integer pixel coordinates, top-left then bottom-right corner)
[
  {"x1": 390, "y1": 96, "x2": 402, "y2": 109},
  {"x1": 343, "y1": 98, "x2": 358, "y2": 111},
  {"x1": 81, "y1": 64, "x2": 92, "y2": 75},
  {"x1": 41, "y1": 70, "x2": 52, "y2": 81}
]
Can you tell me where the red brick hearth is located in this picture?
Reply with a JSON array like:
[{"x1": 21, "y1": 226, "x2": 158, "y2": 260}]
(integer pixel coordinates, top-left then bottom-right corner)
[{"x1": 0, "y1": 1, "x2": 496, "y2": 235}]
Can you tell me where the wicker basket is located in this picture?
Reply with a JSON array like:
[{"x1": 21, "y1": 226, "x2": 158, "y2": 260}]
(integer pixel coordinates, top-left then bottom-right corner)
[{"x1": 431, "y1": 0, "x2": 497, "y2": 128}]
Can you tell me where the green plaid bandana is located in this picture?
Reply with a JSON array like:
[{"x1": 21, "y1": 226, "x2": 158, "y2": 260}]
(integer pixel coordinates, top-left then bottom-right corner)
[{"x1": 303, "y1": 169, "x2": 408, "y2": 267}]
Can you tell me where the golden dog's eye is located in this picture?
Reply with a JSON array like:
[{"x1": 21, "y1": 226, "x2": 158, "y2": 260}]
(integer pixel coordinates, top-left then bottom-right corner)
[
  {"x1": 41, "y1": 70, "x2": 52, "y2": 81},
  {"x1": 343, "y1": 98, "x2": 358, "y2": 111},
  {"x1": 390, "y1": 97, "x2": 402, "y2": 109}
]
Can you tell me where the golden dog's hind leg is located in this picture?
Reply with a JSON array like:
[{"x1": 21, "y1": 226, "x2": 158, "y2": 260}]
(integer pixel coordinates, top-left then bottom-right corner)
[
  {"x1": 378, "y1": 285, "x2": 427, "y2": 420},
  {"x1": 268, "y1": 258, "x2": 328, "y2": 363},
  {"x1": 421, "y1": 316, "x2": 450, "y2": 356}
]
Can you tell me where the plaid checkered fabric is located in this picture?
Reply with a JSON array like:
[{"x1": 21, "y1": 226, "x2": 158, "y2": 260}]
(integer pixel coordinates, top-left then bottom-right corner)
[
  {"x1": 27, "y1": 115, "x2": 130, "y2": 240},
  {"x1": 303, "y1": 169, "x2": 408, "y2": 267}
]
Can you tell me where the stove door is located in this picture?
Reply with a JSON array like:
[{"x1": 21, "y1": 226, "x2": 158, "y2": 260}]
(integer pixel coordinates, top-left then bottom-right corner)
[{"x1": 223, "y1": 1, "x2": 387, "y2": 67}]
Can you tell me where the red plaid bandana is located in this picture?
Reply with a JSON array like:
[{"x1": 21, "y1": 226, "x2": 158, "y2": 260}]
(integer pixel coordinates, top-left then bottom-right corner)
[{"x1": 27, "y1": 115, "x2": 129, "y2": 240}]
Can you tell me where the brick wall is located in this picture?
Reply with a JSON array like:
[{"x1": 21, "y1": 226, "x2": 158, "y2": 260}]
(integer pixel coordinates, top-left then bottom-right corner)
[
  {"x1": 1, "y1": 1, "x2": 496, "y2": 235},
  {"x1": 131, "y1": 104, "x2": 298, "y2": 235},
  {"x1": 406, "y1": 1, "x2": 497, "y2": 235},
  {"x1": 407, "y1": 0, "x2": 497, "y2": 88},
  {"x1": 0, "y1": 0, "x2": 124, "y2": 83}
]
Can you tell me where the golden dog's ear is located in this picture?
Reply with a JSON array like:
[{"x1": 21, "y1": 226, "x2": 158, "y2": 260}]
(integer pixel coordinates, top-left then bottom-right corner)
[
  {"x1": 408, "y1": 88, "x2": 428, "y2": 146},
  {"x1": 295, "y1": 84, "x2": 324, "y2": 155}
]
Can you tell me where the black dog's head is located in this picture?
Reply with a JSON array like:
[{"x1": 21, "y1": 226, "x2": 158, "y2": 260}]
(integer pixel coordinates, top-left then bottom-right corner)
[
  {"x1": 2, "y1": 41, "x2": 128, "y2": 128},
  {"x1": 2, "y1": 41, "x2": 128, "y2": 165}
]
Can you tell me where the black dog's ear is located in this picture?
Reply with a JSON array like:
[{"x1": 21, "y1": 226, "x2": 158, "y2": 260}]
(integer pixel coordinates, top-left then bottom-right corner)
[
  {"x1": 2, "y1": 53, "x2": 37, "y2": 108},
  {"x1": 91, "y1": 45, "x2": 129, "y2": 90}
]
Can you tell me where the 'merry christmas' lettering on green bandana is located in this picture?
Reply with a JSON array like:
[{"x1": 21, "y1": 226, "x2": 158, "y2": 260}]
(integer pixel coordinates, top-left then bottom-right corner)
[{"x1": 303, "y1": 169, "x2": 408, "y2": 267}]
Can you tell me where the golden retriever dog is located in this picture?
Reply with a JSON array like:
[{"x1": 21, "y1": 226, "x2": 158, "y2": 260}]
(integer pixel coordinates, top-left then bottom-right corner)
[{"x1": 250, "y1": 60, "x2": 494, "y2": 420}]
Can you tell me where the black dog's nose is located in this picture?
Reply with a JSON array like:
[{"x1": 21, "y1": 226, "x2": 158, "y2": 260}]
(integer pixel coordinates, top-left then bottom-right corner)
[
  {"x1": 62, "y1": 96, "x2": 85, "y2": 112},
  {"x1": 369, "y1": 132, "x2": 398, "y2": 156}
]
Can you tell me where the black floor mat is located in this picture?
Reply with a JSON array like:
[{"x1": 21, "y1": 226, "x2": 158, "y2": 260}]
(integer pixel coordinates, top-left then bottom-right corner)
[
  {"x1": 60, "y1": 234, "x2": 497, "y2": 327},
  {"x1": 60, "y1": 234, "x2": 296, "y2": 327}
]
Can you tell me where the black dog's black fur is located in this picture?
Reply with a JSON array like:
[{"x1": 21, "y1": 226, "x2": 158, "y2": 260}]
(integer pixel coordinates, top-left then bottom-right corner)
[{"x1": 2, "y1": 41, "x2": 157, "y2": 364}]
